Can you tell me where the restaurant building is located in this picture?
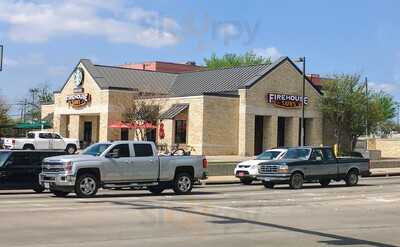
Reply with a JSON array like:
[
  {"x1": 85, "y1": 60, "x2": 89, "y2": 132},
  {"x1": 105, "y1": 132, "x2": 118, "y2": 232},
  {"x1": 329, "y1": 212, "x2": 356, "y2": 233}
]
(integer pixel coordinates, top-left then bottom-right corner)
[{"x1": 42, "y1": 56, "x2": 323, "y2": 156}]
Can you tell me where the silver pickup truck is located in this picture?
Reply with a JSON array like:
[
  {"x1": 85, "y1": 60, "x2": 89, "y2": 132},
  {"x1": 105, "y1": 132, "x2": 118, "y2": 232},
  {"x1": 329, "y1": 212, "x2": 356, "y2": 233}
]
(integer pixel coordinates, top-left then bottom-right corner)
[
  {"x1": 39, "y1": 141, "x2": 208, "y2": 197},
  {"x1": 257, "y1": 146, "x2": 371, "y2": 189}
]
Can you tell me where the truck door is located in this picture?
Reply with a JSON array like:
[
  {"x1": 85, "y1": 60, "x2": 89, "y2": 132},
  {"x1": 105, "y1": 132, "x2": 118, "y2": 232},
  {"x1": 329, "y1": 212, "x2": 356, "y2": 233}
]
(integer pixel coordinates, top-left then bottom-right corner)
[
  {"x1": 51, "y1": 133, "x2": 65, "y2": 150},
  {"x1": 36, "y1": 133, "x2": 51, "y2": 149},
  {"x1": 309, "y1": 148, "x2": 337, "y2": 179},
  {"x1": 103, "y1": 144, "x2": 132, "y2": 181},
  {"x1": 129, "y1": 143, "x2": 159, "y2": 181}
]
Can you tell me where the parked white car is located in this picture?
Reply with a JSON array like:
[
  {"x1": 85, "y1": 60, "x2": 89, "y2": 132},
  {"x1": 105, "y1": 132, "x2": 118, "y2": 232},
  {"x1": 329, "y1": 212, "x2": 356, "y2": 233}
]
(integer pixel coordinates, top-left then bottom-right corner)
[
  {"x1": 234, "y1": 148, "x2": 287, "y2": 184},
  {"x1": 3, "y1": 131, "x2": 80, "y2": 154}
]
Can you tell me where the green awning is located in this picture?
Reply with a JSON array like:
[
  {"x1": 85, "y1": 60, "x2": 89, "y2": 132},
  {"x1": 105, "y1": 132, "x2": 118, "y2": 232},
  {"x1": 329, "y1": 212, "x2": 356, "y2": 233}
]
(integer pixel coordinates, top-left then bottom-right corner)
[{"x1": 15, "y1": 121, "x2": 52, "y2": 129}]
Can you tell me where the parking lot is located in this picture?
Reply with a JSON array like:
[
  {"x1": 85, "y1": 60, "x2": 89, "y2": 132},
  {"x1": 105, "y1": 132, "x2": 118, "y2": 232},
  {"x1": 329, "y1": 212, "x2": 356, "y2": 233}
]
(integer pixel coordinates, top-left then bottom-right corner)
[{"x1": 0, "y1": 176, "x2": 399, "y2": 247}]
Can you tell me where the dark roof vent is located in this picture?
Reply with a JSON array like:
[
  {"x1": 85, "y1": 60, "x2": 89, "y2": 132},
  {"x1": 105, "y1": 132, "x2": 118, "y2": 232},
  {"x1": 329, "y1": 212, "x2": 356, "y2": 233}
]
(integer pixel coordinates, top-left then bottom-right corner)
[{"x1": 185, "y1": 61, "x2": 196, "y2": 66}]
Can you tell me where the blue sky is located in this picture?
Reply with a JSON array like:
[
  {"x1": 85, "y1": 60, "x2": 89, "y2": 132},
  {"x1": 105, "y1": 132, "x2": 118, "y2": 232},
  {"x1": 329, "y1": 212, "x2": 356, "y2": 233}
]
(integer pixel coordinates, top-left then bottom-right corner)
[{"x1": 1, "y1": 0, "x2": 400, "y2": 115}]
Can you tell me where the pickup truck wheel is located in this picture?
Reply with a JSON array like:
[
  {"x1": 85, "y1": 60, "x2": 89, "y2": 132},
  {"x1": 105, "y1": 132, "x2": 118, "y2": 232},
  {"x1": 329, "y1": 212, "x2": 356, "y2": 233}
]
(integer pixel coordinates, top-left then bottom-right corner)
[
  {"x1": 319, "y1": 179, "x2": 330, "y2": 187},
  {"x1": 33, "y1": 185, "x2": 45, "y2": 193},
  {"x1": 23, "y1": 144, "x2": 34, "y2": 150},
  {"x1": 240, "y1": 178, "x2": 253, "y2": 185},
  {"x1": 75, "y1": 174, "x2": 99, "y2": 198},
  {"x1": 262, "y1": 181, "x2": 275, "y2": 189},
  {"x1": 289, "y1": 173, "x2": 304, "y2": 189},
  {"x1": 148, "y1": 186, "x2": 164, "y2": 195},
  {"x1": 66, "y1": 144, "x2": 77, "y2": 154},
  {"x1": 345, "y1": 170, "x2": 359, "y2": 186},
  {"x1": 52, "y1": 191, "x2": 70, "y2": 197},
  {"x1": 173, "y1": 173, "x2": 193, "y2": 195}
]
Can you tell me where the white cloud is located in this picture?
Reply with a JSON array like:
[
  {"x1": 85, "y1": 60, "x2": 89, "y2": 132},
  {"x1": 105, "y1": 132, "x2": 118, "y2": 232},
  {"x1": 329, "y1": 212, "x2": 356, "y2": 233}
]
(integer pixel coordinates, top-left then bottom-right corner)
[
  {"x1": 253, "y1": 47, "x2": 282, "y2": 61},
  {"x1": 218, "y1": 23, "x2": 239, "y2": 38},
  {"x1": 369, "y1": 81, "x2": 400, "y2": 98},
  {"x1": 0, "y1": 0, "x2": 180, "y2": 48}
]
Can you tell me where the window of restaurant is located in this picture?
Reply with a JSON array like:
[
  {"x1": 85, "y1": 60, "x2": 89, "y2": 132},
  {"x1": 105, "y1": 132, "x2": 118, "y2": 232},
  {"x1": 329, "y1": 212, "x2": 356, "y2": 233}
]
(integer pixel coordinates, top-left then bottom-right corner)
[
  {"x1": 174, "y1": 120, "x2": 187, "y2": 144},
  {"x1": 121, "y1": 128, "x2": 129, "y2": 140},
  {"x1": 145, "y1": 129, "x2": 156, "y2": 142}
]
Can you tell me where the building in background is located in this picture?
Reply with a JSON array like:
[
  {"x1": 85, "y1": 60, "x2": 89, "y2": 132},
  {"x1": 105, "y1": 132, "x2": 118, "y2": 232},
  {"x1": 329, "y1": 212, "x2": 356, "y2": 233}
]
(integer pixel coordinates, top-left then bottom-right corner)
[{"x1": 42, "y1": 57, "x2": 324, "y2": 156}]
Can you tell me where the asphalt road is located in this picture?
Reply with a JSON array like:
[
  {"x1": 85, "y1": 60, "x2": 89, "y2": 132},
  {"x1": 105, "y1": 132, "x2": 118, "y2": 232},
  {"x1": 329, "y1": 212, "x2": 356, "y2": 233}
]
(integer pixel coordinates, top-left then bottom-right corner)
[{"x1": 0, "y1": 177, "x2": 400, "y2": 247}]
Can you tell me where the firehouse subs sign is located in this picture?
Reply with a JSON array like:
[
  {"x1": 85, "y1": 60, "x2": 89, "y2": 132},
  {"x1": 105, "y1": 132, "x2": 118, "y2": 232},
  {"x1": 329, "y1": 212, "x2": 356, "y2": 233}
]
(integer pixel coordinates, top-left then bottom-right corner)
[
  {"x1": 267, "y1": 93, "x2": 308, "y2": 108},
  {"x1": 65, "y1": 93, "x2": 91, "y2": 107}
]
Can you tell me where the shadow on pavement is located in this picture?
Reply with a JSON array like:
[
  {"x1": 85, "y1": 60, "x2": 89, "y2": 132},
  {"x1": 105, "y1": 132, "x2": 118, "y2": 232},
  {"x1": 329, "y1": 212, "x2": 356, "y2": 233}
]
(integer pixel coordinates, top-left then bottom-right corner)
[
  {"x1": 66, "y1": 190, "x2": 220, "y2": 199},
  {"x1": 98, "y1": 200, "x2": 396, "y2": 247},
  {"x1": 271, "y1": 183, "x2": 375, "y2": 190}
]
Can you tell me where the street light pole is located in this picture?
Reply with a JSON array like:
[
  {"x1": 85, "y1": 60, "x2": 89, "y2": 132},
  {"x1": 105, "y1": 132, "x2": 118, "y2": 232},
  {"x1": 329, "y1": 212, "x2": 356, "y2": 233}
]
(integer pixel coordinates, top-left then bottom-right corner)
[
  {"x1": 294, "y1": 56, "x2": 306, "y2": 146},
  {"x1": 301, "y1": 57, "x2": 306, "y2": 146}
]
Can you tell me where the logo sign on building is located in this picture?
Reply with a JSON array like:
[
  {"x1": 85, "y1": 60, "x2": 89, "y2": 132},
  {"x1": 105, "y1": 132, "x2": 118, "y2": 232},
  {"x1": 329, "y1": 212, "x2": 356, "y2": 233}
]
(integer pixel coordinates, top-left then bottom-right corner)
[
  {"x1": 267, "y1": 93, "x2": 308, "y2": 108},
  {"x1": 65, "y1": 93, "x2": 91, "y2": 107}
]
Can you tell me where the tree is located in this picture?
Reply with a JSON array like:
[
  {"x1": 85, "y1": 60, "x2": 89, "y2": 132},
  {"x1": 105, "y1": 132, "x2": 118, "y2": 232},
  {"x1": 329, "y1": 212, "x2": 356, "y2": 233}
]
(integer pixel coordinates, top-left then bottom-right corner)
[
  {"x1": 0, "y1": 96, "x2": 12, "y2": 136},
  {"x1": 204, "y1": 51, "x2": 272, "y2": 69},
  {"x1": 22, "y1": 84, "x2": 54, "y2": 121},
  {"x1": 320, "y1": 74, "x2": 396, "y2": 153},
  {"x1": 123, "y1": 94, "x2": 161, "y2": 141}
]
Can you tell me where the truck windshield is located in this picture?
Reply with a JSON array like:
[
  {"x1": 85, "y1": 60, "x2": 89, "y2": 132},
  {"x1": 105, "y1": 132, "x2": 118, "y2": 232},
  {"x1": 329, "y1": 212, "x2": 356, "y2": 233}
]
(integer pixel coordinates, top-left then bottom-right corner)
[
  {"x1": 0, "y1": 152, "x2": 10, "y2": 167},
  {"x1": 256, "y1": 151, "x2": 282, "y2": 160},
  {"x1": 81, "y1": 143, "x2": 111, "y2": 156},
  {"x1": 283, "y1": 148, "x2": 311, "y2": 160}
]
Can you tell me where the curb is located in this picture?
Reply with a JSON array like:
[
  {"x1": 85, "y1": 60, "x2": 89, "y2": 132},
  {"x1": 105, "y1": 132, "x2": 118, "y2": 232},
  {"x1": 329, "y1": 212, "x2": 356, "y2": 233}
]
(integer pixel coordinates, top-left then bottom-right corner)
[{"x1": 203, "y1": 172, "x2": 400, "y2": 185}]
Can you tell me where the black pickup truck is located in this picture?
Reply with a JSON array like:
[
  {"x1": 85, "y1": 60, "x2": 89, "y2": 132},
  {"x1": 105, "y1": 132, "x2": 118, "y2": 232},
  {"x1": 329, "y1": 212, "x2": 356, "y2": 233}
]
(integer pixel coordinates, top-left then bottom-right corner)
[
  {"x1": 0, "y1": 150, "x2": 66, "y2": 192},
  {"x1": 257, "y1": 146, "x2": 371, "y2": 189}
]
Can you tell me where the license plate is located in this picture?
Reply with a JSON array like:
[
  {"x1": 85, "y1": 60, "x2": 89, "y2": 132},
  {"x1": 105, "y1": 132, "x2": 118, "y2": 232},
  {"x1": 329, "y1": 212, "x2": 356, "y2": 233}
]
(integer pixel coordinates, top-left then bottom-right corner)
[
  {"x1": 238, "y1": 172, "x2": 245, "y2": 177},
  {"x1": 44, "y1": 183, "x2": 50, "y2": 189},
  {"x1": 263, "y1": 177, "x2": 271, "y2": 181}
]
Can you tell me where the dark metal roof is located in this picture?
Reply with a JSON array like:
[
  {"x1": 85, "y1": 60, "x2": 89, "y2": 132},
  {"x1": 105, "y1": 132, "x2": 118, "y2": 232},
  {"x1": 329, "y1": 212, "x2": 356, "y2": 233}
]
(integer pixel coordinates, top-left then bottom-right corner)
[
  {"x1": 159, "y1": 104, "x2": 189, "y2": 119},
  {"x1": 80, "y1": 59, "x2": 177, "y2": 94},
  {"x1": 168, "y1": 62, "x2": 274, "y2": 97},
  {"x1": 59, "y1": 56, "x2": 321, "y2": 97}
]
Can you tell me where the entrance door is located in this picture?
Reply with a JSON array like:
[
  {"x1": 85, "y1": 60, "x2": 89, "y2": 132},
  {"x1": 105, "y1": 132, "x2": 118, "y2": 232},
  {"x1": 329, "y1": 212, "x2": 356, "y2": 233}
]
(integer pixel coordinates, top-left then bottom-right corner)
[
  {"x1": 83, "y1": 122, "x2": 92, "y2": 146},
  {"x1": 277, "y1": 117, "x2": 285, "y2": 147},
  {"x1": 254, "y1": 116, "x2": 264, "y2": 155}
]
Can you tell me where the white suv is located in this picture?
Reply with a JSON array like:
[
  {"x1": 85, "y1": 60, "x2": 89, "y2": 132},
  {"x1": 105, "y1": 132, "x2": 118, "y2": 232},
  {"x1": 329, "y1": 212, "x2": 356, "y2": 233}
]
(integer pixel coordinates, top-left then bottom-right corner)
[{"x1": 234, "y1": 149, "x2": 287, "y2": 185}]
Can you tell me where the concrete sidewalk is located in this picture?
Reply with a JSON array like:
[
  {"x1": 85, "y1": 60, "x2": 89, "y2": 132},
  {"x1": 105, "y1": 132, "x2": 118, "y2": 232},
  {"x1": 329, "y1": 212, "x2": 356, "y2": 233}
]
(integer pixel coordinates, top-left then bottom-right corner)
[{"x1": 203, "y1": 168, "x2": 400, "y2": 185}]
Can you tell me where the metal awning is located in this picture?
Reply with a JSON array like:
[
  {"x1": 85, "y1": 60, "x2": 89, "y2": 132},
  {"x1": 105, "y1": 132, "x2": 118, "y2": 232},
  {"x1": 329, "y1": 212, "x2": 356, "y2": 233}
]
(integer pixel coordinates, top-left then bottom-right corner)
[
  {"x1": 15, "y1": 121, "x2": 52, "y2": 129},
  {"x1": 159, "y1": 104, "x2": 189, "y2": 119}
]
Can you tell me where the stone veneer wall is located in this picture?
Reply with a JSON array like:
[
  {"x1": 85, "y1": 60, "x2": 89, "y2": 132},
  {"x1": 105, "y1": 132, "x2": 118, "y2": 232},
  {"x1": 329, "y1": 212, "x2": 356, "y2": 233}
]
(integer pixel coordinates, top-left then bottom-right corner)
[
  {"x1": 368, "y1": 138, "x2": 400, "y2": 158},
  {"x1": 202, "y1": 95, "x2": 239, "y2": 155}
]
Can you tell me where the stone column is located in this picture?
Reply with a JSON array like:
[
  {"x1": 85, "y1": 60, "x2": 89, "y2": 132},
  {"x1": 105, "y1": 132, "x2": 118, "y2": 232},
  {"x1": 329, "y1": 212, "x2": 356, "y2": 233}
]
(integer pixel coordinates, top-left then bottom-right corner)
[
  {"x1": 285, "y1": 117, "x2": 300, "y2": 147},
  {"x1": 59, "y1": 115, "x2": 68, "y2": 137},
  {"x1": 53, "y1": 114, "x2": 61, "y2": 135},
  {"x1": 68, "y1": 115, "x2": 81, "y2": 141},
  {"x1": 99, "y1": 112, "x2": 109, "y2": 141},
  {"x1": 264, "y1": 115, "x2": 278, "y2": 150},
  {"x1": 308, "y1": 118, "x2": 323, "y2": 145},
  {"x1": 238, "y1": 90, "x2": 255, "y2": 156}
]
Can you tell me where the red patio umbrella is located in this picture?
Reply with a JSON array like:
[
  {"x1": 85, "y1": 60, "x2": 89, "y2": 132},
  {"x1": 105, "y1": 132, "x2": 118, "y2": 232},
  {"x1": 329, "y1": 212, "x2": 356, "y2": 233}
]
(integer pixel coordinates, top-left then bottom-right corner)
[
  {"x1": 131, "y1": 122, "x2": 157, "y2": 129},
  {"x1": 108, "y1": 121, "x2": 132, "y2": 129}
]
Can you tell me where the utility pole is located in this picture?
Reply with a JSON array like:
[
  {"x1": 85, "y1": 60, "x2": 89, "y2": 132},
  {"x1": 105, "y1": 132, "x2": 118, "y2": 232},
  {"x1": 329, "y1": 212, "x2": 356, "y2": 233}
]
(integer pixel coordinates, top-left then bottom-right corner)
[
  {"x1": 365, "y1": 77, "x2": 368, "y2": 137},
  {"x1": 397, "y1": 102, "x2": 400, "y2": 126},
  {"x1": 0, "y1": 45, "x2": 3, "y2": 72}
]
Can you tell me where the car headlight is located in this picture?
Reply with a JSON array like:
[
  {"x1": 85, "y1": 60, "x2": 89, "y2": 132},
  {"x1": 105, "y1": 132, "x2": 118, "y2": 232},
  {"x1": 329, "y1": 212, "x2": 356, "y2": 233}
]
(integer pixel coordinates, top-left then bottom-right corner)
[
  {"x1": 277, "y1": 164, "x2": 289, "y2": 173},
  {"x1": 64, "y1": 161, "x2": 73, "y2": 173}
]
